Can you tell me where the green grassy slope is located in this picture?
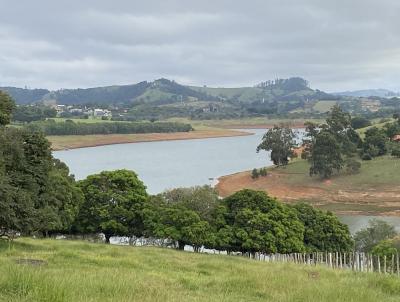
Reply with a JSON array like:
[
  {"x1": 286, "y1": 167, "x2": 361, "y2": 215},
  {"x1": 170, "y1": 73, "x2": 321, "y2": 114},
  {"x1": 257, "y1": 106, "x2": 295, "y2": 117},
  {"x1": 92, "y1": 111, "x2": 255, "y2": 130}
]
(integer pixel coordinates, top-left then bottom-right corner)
[{"x1": 1, "y1": 239, "x2": 400, "y2": 302}]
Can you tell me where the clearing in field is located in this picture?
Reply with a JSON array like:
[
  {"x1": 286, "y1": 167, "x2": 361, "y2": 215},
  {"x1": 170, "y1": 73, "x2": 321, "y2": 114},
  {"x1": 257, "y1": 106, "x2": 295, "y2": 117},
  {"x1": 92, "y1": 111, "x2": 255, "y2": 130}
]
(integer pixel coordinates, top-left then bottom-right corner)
[{"x1": 312, "y1": 100, "x2": 337, "y2": 112}]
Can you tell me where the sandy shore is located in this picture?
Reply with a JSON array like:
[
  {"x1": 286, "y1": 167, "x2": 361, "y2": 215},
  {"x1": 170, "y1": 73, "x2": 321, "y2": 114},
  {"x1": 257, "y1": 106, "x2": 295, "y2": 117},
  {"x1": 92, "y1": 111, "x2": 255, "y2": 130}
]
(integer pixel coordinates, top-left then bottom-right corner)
[{"x1": 49, "y1": 129, "x2": 252, "y2": 151}]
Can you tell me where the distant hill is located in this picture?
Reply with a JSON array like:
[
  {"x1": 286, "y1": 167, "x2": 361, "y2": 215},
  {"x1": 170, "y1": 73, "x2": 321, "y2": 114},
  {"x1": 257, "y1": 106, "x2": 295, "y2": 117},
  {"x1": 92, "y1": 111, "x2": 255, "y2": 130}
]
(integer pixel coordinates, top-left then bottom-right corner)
[
  {"x1": 0, "y1": 87, "x2": 50, "y2": 104},
  {"x1": 1, "y1": 77, "x2": 334, "y2": 106},
  {"x1": 333, "y1": 89, "x2": 400, "y2": 98}
]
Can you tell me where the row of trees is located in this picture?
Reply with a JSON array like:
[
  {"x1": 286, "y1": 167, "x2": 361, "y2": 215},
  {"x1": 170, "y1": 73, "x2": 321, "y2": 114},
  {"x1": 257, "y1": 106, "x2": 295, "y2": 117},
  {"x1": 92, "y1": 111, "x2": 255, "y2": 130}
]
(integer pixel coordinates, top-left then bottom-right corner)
[
  {"x1": 74, "y1": 173, "x2": 353, "y2": 253},
  {"x1": 13, "y1": 105, "x2": 57, "y2": 123},
  {"x1": 25, "y1": 120, "x2": 193, "y2": 136}
]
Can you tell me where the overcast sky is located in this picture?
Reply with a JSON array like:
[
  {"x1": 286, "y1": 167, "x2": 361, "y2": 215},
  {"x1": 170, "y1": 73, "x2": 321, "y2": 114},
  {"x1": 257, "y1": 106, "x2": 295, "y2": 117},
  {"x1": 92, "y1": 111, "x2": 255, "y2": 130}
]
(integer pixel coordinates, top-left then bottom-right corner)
[{"x1": 1, "y1": 0, "x2": 399, "y2": 92}]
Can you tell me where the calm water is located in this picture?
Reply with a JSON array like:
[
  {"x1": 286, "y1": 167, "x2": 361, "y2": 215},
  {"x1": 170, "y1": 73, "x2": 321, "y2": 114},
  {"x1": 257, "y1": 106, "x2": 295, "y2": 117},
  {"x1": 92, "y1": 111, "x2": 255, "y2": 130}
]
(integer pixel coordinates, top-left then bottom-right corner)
[
  {"x1": 53, "y1": 129, "x2": 400, "y2": 232},
  {"x1": 54, "y1": 129, "x2": 273, "y2": 194}
]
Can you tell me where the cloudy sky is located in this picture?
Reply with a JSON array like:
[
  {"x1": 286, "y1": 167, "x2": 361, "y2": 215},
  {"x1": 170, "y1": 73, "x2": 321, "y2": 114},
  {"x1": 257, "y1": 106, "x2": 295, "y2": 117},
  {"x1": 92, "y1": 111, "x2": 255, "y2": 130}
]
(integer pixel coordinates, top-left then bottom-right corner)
[{"x1": 1, "y1": 0, "x2": 399, "y2": 92}]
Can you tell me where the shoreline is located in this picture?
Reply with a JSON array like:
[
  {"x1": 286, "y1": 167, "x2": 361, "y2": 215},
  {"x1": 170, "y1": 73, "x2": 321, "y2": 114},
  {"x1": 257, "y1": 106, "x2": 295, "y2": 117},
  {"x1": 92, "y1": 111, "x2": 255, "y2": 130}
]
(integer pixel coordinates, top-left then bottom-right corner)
[
  {"x1": 210, "y1": 121, "x2": 308, "y2": 129},
  {"x1": 216, "y1": 168, "x2": 400, "y2": 217},
  {"x1": 49, "y1": 129, "x2": 252, "y2": 151}
]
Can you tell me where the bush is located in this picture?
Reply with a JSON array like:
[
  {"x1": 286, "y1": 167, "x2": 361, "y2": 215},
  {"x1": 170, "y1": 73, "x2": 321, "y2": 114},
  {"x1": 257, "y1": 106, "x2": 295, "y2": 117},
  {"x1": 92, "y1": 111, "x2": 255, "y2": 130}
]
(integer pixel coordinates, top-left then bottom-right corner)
[
  {"x1": 361, "y1": 153, "x2": 373, "y2": 161},
  {"x1": 259, "y1": 167, "x2": 268, "y2": 176},
  {"x1": 251, "y1": 168, "x2": 259, "y2": 179},
  {"x1": 391, "y1": 146, "x2": 400, "y2": 158},
  {"x1": 345, "y1": 158, "x2": 361, "y2": 174}
]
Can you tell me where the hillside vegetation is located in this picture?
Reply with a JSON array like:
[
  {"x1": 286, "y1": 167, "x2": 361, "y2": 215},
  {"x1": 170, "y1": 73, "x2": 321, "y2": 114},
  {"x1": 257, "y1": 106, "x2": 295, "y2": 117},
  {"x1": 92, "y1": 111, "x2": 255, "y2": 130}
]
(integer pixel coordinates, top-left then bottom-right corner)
[{"x1": 1, "y1": 238, "x2": 400, "y2": 302}]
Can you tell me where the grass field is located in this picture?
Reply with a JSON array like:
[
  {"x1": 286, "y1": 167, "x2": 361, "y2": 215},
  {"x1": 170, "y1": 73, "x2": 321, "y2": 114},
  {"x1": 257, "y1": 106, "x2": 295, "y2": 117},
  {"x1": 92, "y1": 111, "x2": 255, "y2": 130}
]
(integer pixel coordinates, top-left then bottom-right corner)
[
  {"x1": 1, "y1": 238, "x2": 400, "y2": 302},
  {"x1": 312, "y1": 100, "x2": 337, "y2": 113},
  {"x1": 217, "y1": 156, "x2": 400, "y2": 215},
  {"x1": 167, "y1": 117, "x2": 321, "y2": 129}
]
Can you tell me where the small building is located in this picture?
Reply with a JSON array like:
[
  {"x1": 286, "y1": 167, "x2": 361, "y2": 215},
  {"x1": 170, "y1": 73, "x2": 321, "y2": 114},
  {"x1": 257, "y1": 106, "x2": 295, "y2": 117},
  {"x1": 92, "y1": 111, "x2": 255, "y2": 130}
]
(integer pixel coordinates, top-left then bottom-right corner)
[{"x1": 93, "y1": 109, "x2": 112, "y2": 117}]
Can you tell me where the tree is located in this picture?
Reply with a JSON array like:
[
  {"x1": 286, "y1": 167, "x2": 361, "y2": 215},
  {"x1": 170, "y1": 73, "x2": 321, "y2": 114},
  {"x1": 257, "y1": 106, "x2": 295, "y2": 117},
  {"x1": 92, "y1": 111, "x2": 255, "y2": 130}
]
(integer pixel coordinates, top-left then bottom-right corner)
[
  {"x1": 144, "y1": 203, "x2": 211, "y2": 251},
  {"x1": 251, "y1": 168, "x2": 259, "y2": 179},
  {"x1": 354, "y1": 219, "x2": 397, "y2": 252},
  {"x1": 304, "y1": 106, "x2": 359, "y2": 179},
  {"x1": 351, "y1": 116, "x2": 371, "y2": 130},
  {"x1": 76, "y1": 170, "x2": 148, "y2": 243},
  {"x1": 38, "y1": 159, "x2": 84, "y2": 235},
  {"x1": 0, "y1": 90, "x2": 15, "y2": 126},
  {"x1": 159, "y1": 185, "x2": 219, "y2": 223},
  {"x1": 257, "y1": 124, "x2": 296, "y2": 166},
  {"x1": 363, "y1": 127, "x2": 388, "y2": 156},
  {"x1": 214, "y1": 189, "x2": 305, "y2": 254},
  {"x1": 292, "y1": 203, "x2": 353, "y2": 252},
  {"x1": 309, "y1": 131, "x2": 343, "y2": 178},
  {"x1": 371, "y1": 240, "x2": 398, "y2": 258},
  {"x1": 0, "y1": 127, "x2": 82, "y2": 238}
]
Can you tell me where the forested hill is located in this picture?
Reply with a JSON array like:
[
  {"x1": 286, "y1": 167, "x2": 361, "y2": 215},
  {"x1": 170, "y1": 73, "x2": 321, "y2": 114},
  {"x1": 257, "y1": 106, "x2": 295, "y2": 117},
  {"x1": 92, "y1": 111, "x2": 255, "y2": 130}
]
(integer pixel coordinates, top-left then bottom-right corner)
[
  {"x1": 1, "y1": 77, "x2": 334, "y2": 106},
  {"x1": 0, "y1": 87, "x2": 50, "y2": 104}
]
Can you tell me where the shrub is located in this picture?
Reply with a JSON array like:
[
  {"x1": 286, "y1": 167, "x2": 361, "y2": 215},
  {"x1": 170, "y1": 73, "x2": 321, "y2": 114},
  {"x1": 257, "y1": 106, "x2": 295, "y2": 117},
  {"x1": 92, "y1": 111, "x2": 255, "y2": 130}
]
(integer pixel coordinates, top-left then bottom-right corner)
[
  {"x1": 391, "y1": 146, "x2": 400, "y2": 158},
  {"x1": 251, "y1": 168, "x2": 259, "y2": 179},
  {"x1": 259, "y1": 167, "x2": 268, "y2": 176},
  {"x1": 345, "y1": 158, "x2": 361, "y2": 174},
  {"x1": 361, "y1": 153, "x2": 373, "y2": 161}
]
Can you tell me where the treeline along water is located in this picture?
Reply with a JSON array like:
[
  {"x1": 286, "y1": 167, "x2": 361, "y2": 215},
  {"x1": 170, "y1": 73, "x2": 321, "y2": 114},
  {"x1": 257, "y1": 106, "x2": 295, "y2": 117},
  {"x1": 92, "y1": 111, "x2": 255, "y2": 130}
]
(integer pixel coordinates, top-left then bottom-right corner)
[{"x1": 26, "y1": 120, "x2": 193, "y2": 135}]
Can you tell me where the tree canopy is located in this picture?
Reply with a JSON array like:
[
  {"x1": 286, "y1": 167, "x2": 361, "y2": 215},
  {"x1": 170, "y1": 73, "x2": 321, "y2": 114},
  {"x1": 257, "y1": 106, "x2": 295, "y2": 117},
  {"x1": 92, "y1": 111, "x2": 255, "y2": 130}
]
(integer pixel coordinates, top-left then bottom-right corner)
[
  {"x1": 0, "y1": 90, "x2": 15, "y2": 126},
  {"x1": 354, "y1": 219, "x2": 397, "y2": 252},
  {"x1": 213, "y1": 189, "x2": 305, "y2": 254},
  {"x1": 292, "y1": 203, "x2": 353, "y2": 252},
  {"x1": 75, "y1": 170, "x2": 148, "y2": 243},
  {"x1": 257, "y1": 124, "x2": 296, "y2": 166}
]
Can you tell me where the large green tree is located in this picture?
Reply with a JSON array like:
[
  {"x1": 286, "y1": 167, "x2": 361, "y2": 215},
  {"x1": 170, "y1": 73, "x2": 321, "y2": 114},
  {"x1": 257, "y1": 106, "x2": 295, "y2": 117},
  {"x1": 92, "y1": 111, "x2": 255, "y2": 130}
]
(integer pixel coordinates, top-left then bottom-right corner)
[
  {"x1": 257, "y1": 124, "x2": 296, "y2": 166},
  {"x1": 0, "y1": 126, "x2": 83, "y2": 238},
  {"x1": 304, "y1": 105, "x2": 360, "y2": 178},
  {"x1": 143, "y1": 202, "x2": 211, "y2": 251},
  {"x1": 292, "y1": 203, "x2": 353, "y2": 252},
  {"x1": 214, "y1": 189, "x2": 305, "y2": 254},
  {"x1": 309, "y1": 131, "x2": 343, "y2": 178},
  {"x1": 160, "y1": 185, "x2": 219, "y2": 223},
  {"x1": 363, "y1": 127, "x2": 388, "y2": 157},
  {"x1": 76, "y1": 170, "x2": 148, "y2": 243}
]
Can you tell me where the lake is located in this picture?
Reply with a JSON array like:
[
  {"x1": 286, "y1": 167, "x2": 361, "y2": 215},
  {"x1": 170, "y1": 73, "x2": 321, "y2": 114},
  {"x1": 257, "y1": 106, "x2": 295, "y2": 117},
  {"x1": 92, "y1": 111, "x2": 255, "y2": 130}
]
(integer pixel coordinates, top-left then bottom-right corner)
[
  {"x1": 54, "y1": 129, "x2": 273, "y2": 194},
  {"x1": 53, "y1": 129, "x2": 400, "y2": 233}
]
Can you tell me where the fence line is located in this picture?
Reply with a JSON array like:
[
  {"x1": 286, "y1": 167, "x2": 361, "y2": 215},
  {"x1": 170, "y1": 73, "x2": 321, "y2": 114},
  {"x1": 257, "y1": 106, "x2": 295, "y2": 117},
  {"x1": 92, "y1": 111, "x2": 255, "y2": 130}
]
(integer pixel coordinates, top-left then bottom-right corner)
[
  {"x1": 56, "y1": 235, "x2": 398, "y2": 276},
  {"x1": 240, "y1": 251, "x2": 400, "y2": 276}
]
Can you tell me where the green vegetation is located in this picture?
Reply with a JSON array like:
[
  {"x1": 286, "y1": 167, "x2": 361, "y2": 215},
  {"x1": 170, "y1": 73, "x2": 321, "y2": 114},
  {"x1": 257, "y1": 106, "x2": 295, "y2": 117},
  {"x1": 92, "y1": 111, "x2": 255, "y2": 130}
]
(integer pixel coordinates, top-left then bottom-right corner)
[
  {"x1": 313, "y1": 100, "x2": 337, "y2": 112},
  {"x1": 12, "y1": 105, "x2": 57, "y2": 123},
  {"x1": 2, "y1": 239, "x2": 400, "y2": 302},
  {"x1": 0, "y1": 91, "x2": 15, "y2": 126},
  {"x1": 25, "y1": 120, "x2": 193, "y2": 136},
  {"x1": 257, "y1": 124, "x2": 296, "y2": 166},
  {"x1": 354, "y1": 219, "x2": 397, "y2": 252},
  {"x1": 75, "y1": 170, "x2": 148, "y2": 243},
  {"x1": 269, "y1": 156, "x2": 400, "y2": 188}
]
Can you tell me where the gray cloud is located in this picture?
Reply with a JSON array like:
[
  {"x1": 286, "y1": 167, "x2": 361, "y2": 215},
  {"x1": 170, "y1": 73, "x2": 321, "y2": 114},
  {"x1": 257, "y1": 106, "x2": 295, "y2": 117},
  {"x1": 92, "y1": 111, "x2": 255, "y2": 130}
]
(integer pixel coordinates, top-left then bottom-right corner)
[{"x1": 0, "y1": 0, "x2": 399, "y2": 91}]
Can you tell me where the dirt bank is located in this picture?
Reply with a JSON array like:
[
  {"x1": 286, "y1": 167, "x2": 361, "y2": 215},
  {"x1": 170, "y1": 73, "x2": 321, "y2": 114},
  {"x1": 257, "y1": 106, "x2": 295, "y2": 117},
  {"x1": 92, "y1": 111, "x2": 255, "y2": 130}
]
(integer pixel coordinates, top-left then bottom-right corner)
[{"x1": 49, "y1": 129, "x2": 252, "y2": 151}]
